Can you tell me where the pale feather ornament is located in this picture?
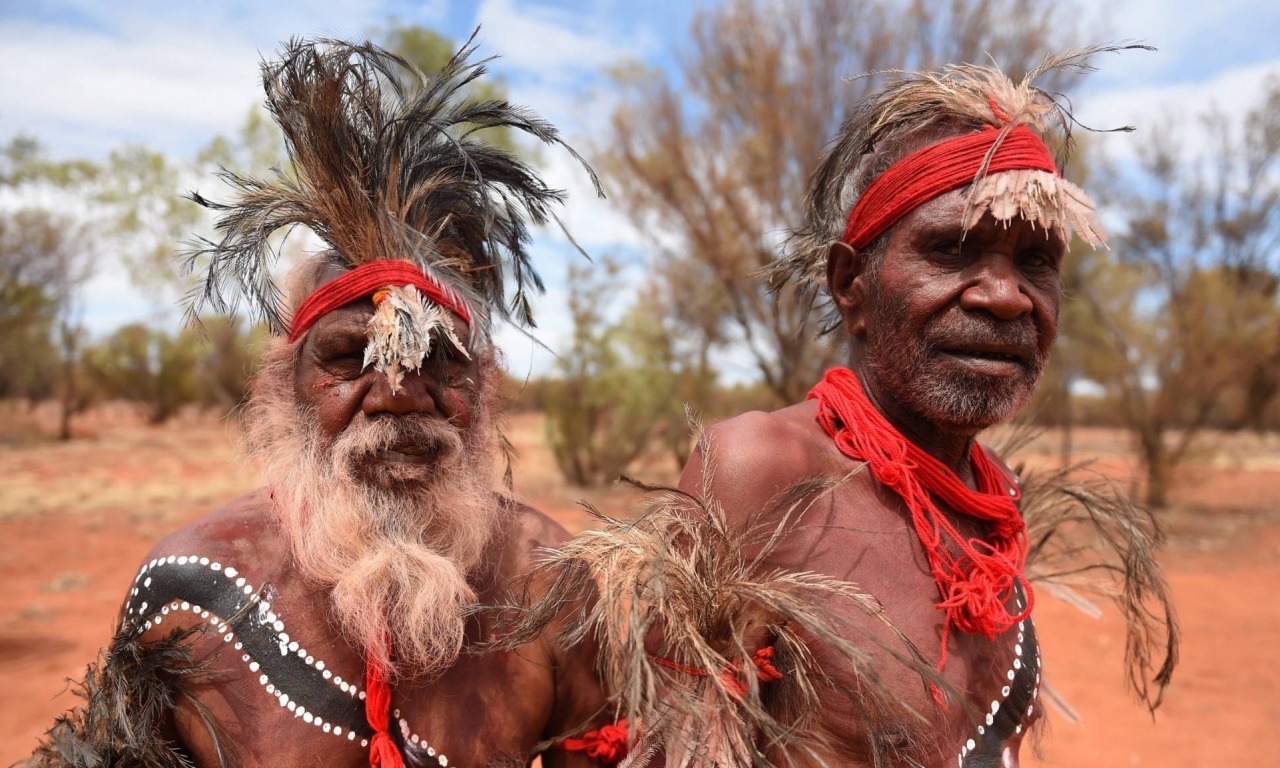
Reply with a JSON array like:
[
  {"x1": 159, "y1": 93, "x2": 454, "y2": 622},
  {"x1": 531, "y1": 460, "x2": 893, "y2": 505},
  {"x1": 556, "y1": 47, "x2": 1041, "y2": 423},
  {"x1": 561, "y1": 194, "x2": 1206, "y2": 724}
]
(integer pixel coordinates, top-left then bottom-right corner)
[
  {"x1": 963, "y1": 169, "x2": 1105, "y2": 248},
  {"x1": 363, "y1": 284, "x2": 469, "y2": 394}
]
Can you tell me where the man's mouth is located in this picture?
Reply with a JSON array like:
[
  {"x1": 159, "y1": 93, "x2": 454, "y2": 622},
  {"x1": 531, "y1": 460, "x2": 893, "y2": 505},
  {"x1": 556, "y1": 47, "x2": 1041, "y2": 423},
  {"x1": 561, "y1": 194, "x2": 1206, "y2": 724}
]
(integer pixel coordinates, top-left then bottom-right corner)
[
  {"x1": 371, "y1": 441, "x2": 442, "y2": 464},
  {"x1": 939, "y1": 346, "x2": 1030, "y2": 376}
]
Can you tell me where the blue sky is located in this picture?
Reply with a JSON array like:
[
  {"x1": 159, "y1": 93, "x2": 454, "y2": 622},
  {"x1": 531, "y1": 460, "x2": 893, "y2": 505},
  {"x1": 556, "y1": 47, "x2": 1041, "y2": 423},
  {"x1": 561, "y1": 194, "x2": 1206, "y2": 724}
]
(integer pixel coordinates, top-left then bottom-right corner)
[{"x1": 2, "y1": 0, "x2": 1279, "y2": 377}]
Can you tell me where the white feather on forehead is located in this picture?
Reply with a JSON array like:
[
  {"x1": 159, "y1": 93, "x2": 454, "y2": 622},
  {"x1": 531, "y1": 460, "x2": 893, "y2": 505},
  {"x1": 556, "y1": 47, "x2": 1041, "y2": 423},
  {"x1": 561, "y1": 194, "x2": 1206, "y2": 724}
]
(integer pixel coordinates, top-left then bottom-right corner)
[
  {"x1": 363, "y1": 284, "x2": 470, "y2": 394},
  {"x1": 963, "y1": 169, "x2": 1107, "y2": 248}
]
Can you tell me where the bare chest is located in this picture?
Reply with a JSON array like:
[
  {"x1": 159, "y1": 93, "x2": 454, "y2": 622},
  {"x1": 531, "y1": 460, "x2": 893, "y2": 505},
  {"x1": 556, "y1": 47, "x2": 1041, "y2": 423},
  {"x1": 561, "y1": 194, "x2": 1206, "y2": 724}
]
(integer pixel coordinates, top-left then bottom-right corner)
[
  {"x1": 129, "y1": 553, "x2": 551, "y2": 767},
  {"x1": 760, "y1": 487, "x2": 1042, "y2": 766}
]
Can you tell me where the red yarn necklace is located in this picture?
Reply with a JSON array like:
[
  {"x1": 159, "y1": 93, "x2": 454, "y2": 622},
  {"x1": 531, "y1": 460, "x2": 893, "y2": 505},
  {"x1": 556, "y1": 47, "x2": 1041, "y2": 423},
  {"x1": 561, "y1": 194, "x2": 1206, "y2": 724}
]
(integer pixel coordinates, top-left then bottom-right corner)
[{"x1": 808, "y1": 367, "x2": 1033, "y2": 702}]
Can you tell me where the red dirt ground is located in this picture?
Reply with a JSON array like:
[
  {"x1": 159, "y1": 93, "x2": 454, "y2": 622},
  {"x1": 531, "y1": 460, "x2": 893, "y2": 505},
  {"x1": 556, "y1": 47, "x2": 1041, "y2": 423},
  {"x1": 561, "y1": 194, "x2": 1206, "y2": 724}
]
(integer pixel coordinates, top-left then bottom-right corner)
[{"x1": 1, "y1": 412, "x2": 1277, "y2": 765}]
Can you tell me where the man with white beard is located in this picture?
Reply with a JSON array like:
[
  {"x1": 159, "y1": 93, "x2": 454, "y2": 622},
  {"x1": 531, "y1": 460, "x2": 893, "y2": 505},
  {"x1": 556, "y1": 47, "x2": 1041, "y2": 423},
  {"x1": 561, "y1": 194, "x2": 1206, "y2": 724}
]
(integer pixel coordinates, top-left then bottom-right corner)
[{"x1": 30, "y1": 37, "x2": 626, "y2": 768}]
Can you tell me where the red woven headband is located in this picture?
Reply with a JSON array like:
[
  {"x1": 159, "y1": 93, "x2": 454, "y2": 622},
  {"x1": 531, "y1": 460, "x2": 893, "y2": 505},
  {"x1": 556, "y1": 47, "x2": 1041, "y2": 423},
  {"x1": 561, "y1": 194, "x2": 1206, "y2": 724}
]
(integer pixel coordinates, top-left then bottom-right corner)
[
  {"x1": 840, "y1": 125, "x2": 1058, "y2": 249},
  {"x1": 286, "y1": 260, "x2": 471, "y2": 343}
]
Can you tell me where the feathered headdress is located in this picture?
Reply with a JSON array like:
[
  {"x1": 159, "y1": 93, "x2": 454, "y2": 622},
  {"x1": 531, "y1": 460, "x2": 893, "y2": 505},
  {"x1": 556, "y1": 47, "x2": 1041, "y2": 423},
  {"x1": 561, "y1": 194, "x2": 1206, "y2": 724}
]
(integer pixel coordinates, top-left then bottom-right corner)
[
  {"x1": 184, "y1": 34, "x2": 601, "y2": 389},
  {"x1": 771, "y1": 44, "x2": 1150, "y2": 331}
]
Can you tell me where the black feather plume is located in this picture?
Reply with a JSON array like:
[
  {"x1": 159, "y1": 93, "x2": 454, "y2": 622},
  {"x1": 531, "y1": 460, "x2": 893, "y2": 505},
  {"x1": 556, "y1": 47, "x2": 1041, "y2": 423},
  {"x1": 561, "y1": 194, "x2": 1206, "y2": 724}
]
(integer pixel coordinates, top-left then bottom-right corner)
[{"x1": 183, "y1": 32, "x2": 601, "y2": 337}]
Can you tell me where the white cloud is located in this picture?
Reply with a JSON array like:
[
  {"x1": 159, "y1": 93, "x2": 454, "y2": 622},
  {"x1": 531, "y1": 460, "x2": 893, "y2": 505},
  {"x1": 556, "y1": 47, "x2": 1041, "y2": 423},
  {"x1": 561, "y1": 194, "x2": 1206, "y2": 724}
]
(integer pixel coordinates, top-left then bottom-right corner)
[
  {"x1": 0, "y1": 0, "x2": 407, "y2": 159},
  {"x1": 476, "y1": 0, "x2": 650, "y2": 74},
  {"x1": 532, "y1": 136, "x2": 645, "y2": 251},
  {"x1": 1079, "y1": 58, "x2": 1280, "y2": 163},
  {"x1": 0, "y1": 20, "x2": 261, "y2": 158},
  {"x1": 1078, "y1": 0, "x2": 1276, "y2": 66}
]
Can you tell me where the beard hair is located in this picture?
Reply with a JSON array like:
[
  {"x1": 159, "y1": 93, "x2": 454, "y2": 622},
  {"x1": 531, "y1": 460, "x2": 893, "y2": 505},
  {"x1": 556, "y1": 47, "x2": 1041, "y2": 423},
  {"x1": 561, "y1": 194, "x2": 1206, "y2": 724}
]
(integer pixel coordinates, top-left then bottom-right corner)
[
  {"x1": 242, "y1": 343, "x2": 503, "y2": 679},
  {"x1": 864, "y1": 292, "x2": 1051, "y2": 433}
]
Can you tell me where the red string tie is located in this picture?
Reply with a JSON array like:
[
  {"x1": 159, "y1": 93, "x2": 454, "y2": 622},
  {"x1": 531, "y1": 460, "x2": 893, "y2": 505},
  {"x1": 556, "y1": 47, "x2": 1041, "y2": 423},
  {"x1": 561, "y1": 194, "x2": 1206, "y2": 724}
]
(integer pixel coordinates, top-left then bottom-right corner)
[
  {"x1": 560, "y1": 719, "x2": 629, "y2": 764},
  {"x1": 652, "y1": 645, "x2": 785, "y2": 701},
  {"x1": 751, "y1": 645, "x2": 784, "y2": 682},
  {"x1": 368, "y1": 732, "x2": 403, "y2": 768},
  {"x1": 364, "y1": 637, "x2": 405, "y2": 768}
]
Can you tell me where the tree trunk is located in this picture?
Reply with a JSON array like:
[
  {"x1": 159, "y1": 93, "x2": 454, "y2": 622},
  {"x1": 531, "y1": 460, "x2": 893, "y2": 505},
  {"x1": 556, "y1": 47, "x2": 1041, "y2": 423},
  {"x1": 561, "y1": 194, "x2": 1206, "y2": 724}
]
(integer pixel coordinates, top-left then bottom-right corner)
[
  {"x1": 58, "y1": 322, "x2": 76, "y2": 441},
  {"x1": 1143, "y1": 441, "x2": 1171, "y2": 508}
]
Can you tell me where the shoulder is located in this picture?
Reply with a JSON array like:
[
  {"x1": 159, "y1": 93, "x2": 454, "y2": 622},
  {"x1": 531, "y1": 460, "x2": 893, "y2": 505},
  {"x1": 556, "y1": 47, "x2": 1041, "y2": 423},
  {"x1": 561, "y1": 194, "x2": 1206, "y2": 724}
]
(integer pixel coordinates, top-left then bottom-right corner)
[
  {"x1": 143, "y1": 488, "x2": 282, "y2": 567},
  {"x1": 680, "y1": 402, "x2": 847, "y2": 514},
  {"x1": 481, "y1": 498, "x2": 571, "y2": 595},
  {"x1": 125, "y1": 489, "x2": 286, "y2": 635},
  {"x1": 506, "y1": 499, "x2": 572, "y2": 551}
]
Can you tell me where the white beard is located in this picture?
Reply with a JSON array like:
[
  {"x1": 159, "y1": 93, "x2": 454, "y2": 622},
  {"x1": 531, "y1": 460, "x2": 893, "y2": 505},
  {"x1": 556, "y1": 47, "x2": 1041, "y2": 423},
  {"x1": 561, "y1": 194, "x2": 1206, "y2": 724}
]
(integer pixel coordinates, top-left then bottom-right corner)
[{"x1": 243, "y1": 350, "x2": 502, "y2": 678}]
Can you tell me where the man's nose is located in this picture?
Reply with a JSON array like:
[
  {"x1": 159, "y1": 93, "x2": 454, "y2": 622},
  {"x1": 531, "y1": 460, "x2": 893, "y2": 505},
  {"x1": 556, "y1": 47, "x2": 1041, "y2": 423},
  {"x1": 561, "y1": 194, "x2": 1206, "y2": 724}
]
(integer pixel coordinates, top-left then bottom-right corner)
[
  {"x1": 959, "y1": 254, "x2": 1034, "y2": 320},
  {"x1": 360, "y1": 372, "x2": 437, "y2": 418}
]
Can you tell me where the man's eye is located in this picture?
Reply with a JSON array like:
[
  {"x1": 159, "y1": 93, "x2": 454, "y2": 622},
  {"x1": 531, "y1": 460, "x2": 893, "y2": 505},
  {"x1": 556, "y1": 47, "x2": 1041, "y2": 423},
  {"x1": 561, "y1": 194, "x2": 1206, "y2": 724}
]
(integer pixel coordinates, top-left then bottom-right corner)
[
  {"x1": 317, "y1": 345, "x2": 366, "y2": 374},
  {"x1": 932, "y1": 244, "x2": 964, "y2": 262},
  {"x1": 426, "y1": 350, "x2": 471, "y2": 388},
  {"x1": 1021, "y1": 251, "x2": 1055, "y2": 271}
]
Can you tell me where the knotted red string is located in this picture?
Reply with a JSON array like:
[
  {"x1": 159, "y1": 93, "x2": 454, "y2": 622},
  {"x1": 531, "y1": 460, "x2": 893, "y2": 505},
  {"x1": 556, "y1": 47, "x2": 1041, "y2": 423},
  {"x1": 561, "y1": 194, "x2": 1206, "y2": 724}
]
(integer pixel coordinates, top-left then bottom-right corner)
[
  {"x1": 560, "y1": 719, "x2": 630, "y2": 764},
  {"x1": 651, "y1": 645, "x2": 784, "y2": 701},
  {"x1": 808, "y1": 368, "x2": 1033, "y2": 704},
  {"x1": 841, "y1": 124, "x2": 1057, "y2": 249},
  {"x1": 364, "y1": 638, "x2": 404, "y2": 768},
  {"x1": 288, "y1": 260, "x2": 471, "y2": 342}
]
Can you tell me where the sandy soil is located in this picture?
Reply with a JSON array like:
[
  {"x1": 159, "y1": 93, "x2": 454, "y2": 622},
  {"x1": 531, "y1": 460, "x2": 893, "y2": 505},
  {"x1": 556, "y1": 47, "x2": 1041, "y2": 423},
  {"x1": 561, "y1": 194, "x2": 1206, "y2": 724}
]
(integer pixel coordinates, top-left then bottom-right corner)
[{"x1": 1, "y1": 411, "x2": 1277, "y2": 764}]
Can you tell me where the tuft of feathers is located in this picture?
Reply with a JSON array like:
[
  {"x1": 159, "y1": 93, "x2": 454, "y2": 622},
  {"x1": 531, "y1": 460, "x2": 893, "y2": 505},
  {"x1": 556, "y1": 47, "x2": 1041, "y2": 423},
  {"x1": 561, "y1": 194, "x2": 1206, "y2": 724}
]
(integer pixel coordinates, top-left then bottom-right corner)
[
  {"x1": 25, "y1": 623, "x2": 227, "y2": 768},
  {"x1": 771, "y1": 43, "x2": 1151, "y2": 333},
  {"x1": 495, "y1": 430, "x2": 949, "y2": 768},
  {"x1": 184, "y1": 33, "x2": 602, "y2": 339},
  {"x1": 1016, "y1": 460, "x2": 1179, "y2": 715},
  {"x1": 364, "y1": 284, "x2": 469, "y2": 394}
]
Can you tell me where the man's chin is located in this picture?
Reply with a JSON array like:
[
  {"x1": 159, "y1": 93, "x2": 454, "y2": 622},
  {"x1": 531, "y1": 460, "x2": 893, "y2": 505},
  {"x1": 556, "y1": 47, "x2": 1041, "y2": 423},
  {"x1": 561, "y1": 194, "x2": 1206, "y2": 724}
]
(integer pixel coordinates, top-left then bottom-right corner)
[
  {"x1": 907, "y1": 370, "x2": 1037, "y2": 433},
  {"x1": 348, "y1": 456, "x2": 446, "y2": 492}
]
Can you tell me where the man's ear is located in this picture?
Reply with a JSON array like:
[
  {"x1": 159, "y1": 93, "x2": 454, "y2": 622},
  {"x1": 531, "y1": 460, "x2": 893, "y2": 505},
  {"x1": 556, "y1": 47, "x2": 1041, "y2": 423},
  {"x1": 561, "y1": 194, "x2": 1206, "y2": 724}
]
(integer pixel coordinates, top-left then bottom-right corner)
[{"x1": 827, "y1": 241, "x2": 870, "y2": 336}]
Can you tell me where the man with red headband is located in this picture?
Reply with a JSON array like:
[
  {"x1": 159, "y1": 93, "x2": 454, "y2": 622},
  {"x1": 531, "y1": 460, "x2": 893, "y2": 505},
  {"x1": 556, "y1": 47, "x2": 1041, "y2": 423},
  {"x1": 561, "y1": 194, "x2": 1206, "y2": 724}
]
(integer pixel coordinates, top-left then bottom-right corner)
[
  {"x1": 28, "y1": 38, "x2": 625, "y2": 768},
  {"x1": 512, "y1": 48, "x2": 1177, "y2": 766}
]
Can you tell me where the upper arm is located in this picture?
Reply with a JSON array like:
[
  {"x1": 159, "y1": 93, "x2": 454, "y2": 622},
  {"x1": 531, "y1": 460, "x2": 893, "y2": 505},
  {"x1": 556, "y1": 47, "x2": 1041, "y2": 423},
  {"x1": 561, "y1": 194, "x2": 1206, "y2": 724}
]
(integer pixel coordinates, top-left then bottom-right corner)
[
  {"x1": 507, "y1": 508, "x2": 616, "y2": 766},
  {"x1": 121, "y1": 502, "x2": 283, "y2": 767}
]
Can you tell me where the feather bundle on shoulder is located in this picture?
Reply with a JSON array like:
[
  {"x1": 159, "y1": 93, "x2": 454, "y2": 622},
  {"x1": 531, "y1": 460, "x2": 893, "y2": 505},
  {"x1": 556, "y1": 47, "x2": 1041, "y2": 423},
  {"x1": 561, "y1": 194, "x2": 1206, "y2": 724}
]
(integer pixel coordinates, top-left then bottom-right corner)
[
  {"x1": 26, "y1": 623, "x2": 226, "y2": 768},
  {"x1": 1016, "y1": 461, "x2": 1179, "y2": 714},
  {"x1": 496, "y1": 433, "x2": 948, "y2": 767}
]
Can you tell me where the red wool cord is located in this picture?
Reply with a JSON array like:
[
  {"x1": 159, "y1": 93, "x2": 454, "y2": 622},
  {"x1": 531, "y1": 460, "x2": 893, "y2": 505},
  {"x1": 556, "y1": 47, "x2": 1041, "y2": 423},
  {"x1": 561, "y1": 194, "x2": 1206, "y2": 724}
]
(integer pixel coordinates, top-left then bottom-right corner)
[
  {"x1": 366, "y1": 638, "x2": 627, "y2": 767},
  {"x1": 840, "y1": 124, "x2": 1058, "y2": 249},
  {"x1": 650, "y1": 645, "x2": 784, "y2": 701},
  {"x1": 364, "y1": 639, "x2": 405, "y2": 768},
  {"x1": 808, "y1": 368, "x2": 1033, "y2": 703},
  {"x1": 560, "y1": 719, "x2": 630, "y2": 765},
  {"x1": 287, "y1": 260, "x2": 472, "y2": 342}
]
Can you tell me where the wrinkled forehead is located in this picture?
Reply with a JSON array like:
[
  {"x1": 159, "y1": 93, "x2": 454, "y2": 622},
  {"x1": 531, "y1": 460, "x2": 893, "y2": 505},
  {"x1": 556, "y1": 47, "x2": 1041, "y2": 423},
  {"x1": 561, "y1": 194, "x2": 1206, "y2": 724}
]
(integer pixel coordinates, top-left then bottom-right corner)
[{"x1": 303, "y1": 299, "x2": 373, "y2": 341}]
